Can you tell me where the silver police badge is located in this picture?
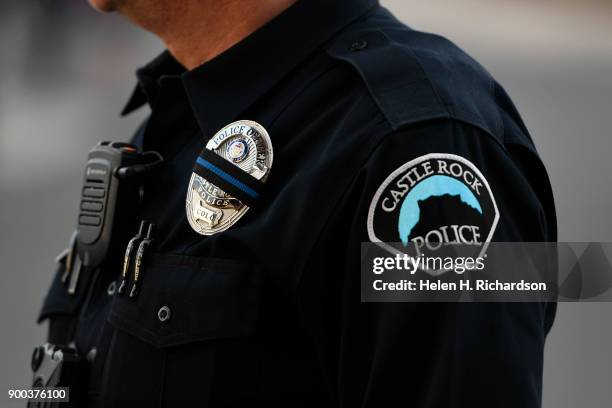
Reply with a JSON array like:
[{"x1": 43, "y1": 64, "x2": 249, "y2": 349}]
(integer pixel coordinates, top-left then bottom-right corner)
[{"x1": 186, "y1": 120, "x2": 273, "y2": 235}]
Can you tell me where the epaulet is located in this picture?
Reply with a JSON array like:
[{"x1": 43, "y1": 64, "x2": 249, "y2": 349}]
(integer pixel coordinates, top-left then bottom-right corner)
[{"x1": 326, "y1": 27, "x2": 509, "y2": 149}]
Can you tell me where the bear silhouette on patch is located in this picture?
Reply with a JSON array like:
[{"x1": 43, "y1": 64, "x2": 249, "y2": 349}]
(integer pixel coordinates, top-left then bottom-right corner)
[{"x1": 407, "y1": 193, "x2": 484, "y2": 244}]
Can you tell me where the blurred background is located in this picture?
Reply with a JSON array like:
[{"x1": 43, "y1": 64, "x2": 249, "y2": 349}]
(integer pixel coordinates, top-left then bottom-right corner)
[{"x1": 1, "y1": 0, "x2": 611, "y2": 406}]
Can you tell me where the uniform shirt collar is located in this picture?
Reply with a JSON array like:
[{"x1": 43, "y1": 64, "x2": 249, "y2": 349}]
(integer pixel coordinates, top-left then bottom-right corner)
[
  {"x1": 121, "y1": 51, "x2": 186, "y2": 115},
  {"x1": 122, "y1": 0, "x2": 378, "y2": 137}
]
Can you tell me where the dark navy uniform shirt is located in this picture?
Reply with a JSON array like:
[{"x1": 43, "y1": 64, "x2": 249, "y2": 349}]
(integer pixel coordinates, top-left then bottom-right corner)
[{"x1": 40, "y1": 0, "x2": 557, "y2": 406}]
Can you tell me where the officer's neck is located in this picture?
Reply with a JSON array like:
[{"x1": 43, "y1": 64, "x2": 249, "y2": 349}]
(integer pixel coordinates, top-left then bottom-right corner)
[{"x1": 121, "y1": 0, "x2": 297, "y2": 70}]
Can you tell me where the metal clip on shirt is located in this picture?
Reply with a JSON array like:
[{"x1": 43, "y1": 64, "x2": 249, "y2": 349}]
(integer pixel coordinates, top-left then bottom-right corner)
[
  {"x1": 60, "y1": 231, "x2": 78, "y2": 284},
  {"x1": 60, "y1": 231, "x2": 83, "y2": 296},
  {"x1": 117, "y1": 220, "x2": 149, "y2": 295},
  {"x1": 129, "y1": 224, "x2": 156, "y2": 299}
]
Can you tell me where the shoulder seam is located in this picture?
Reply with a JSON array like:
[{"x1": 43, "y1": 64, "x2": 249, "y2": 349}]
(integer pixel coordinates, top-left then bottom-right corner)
[{"x1": 325, "y1": 27, "x2": 507, "y2": 150}]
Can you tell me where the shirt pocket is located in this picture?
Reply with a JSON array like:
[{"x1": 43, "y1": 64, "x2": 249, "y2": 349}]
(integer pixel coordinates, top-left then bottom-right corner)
[{"x1": 100, "y1": 254, "x2": 263, "y2": 408}]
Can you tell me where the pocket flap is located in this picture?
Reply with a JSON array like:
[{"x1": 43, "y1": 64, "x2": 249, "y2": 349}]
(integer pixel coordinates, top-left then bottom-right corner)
[{"x1": 108, "y1": 254, "x2": 262, "y2": 348}]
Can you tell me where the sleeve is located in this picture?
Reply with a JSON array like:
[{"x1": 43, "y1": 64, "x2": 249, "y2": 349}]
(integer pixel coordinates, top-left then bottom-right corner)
[
  {"x1": 319, "y1": 119, "x2": 557, "y2": 407},
  {"x1": 37, "y1": 256, "x2": 81, "y2": 344}
]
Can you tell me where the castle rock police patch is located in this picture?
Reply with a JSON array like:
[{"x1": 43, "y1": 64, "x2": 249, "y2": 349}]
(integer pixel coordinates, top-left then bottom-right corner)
[{"x1": 367, "y1": 153, "x2": 499, "y2": 258}]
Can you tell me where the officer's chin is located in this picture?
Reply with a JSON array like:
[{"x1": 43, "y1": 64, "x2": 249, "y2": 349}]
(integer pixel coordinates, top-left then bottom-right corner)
[{"x1": 88, "y1": 0, "x2": 120, "y2": 13}]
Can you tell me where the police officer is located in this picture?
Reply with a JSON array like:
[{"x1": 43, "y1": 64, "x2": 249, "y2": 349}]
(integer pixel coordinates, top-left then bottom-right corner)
[{"x1": 36, "y1": 0, "x2": 556, "y2": 406}]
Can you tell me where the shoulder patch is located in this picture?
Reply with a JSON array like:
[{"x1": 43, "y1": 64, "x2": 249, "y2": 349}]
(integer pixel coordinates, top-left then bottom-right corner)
[{"x1": 367, "y1": 153, "x2": 499, "y2": 258}]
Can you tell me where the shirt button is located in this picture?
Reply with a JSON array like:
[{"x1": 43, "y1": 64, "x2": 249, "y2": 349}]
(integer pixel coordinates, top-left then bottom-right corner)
[
  {"x1": 350, "y1": 40, "x2": 368, "y2": 52},
  {"x1": 107, "y1": 281, "x2": 117, "y2": 296},
  {"x1": 157, "y1": 306, "x2": 172, "y2": 323}
]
